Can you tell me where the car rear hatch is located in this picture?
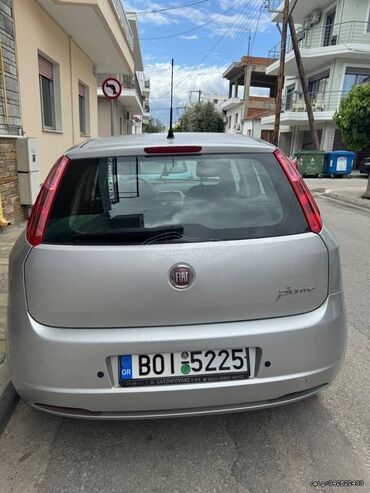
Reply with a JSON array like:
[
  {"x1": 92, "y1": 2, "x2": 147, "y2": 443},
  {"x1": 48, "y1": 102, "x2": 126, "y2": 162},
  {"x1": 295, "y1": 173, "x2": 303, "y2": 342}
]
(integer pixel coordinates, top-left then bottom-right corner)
[{"x1": 24, "y1": 149, "x2": 328, "y2": 328}]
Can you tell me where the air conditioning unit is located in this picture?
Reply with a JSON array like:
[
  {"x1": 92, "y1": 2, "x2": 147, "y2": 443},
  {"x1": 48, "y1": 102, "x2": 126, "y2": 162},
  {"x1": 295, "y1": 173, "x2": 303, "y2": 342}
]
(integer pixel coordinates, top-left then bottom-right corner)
[
  {"x1": 309, "y1": 10, "x2": 321, "y2": 26},
  {"x1": 303, "y1": 17, "x2": 310, "y2": 29}
]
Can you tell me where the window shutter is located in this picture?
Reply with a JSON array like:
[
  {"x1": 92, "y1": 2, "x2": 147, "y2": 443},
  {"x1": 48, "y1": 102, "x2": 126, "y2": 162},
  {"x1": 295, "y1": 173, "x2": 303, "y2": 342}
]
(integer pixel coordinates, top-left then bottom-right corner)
[
  {"x1": 79, "y1": 83, "x2": 86, "y2": 97},
  {"x1": 38, "y1": 55, "x2": 53, "y2": 80}
]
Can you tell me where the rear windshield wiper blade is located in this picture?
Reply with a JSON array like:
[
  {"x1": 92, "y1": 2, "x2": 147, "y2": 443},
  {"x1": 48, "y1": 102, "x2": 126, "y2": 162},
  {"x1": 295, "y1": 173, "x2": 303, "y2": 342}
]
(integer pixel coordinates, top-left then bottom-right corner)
[{"x1": 71, "y1": 225, "x2": 184, "y2": 243}]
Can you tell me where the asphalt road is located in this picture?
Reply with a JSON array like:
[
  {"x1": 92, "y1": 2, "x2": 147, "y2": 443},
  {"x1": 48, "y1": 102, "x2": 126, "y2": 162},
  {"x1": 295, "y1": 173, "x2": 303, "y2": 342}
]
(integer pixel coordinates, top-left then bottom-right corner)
[{"x1": 0, "y1": 198, "x2": 369, "y2": 493}]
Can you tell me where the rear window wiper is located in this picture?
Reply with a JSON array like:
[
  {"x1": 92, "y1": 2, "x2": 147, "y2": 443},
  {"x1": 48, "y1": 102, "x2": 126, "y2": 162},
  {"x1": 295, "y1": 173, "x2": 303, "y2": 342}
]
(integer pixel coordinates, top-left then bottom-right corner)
[{"x1": 71, "y1": 225, "x2": 184, "y2": 243}]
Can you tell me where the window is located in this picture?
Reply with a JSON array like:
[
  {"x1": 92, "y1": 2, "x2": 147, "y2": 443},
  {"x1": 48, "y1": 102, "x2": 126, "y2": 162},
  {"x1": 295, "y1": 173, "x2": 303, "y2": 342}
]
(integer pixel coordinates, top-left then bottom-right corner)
[
  {"x1": 308, "y1": 71, "x2": 330, "y2": 108},
  {"x1": 43, "y1": 153, "x2": 308, "y2": 245},
  {"x1": 228, "y1": 116, "x2": 231, "y2": 129},
  {"x1": 235, "y1": 113, "x2": 239, "y2": 124},
  {"x1": 343, "y1": 67, "x2": 370, "y2": 93},
  {"x1": 323, "y1": 10, "x2": 336, "y2": 46},
  {"x1": 78, "y1": 82, "x2": 89, "y2": 136},
  {"x1": 285, "y1": 85, "x2": 295, "y2": 110},
  {"x1": 308, "y1": 72, "x2": 329, "y2": 95},
  {"x1": 367, "y1": 1, "x2": 370, "y2": 33},
  {"x1": 39, "y1": 55, "x2": 56, "y2": 129}
]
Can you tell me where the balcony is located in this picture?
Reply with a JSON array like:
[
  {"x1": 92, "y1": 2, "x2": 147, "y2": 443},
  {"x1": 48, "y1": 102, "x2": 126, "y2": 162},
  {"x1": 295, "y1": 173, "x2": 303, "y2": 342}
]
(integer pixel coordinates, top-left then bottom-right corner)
[
  {"x1": 220, "y1": 98, "x2": 243, "y2": 111},
  {"x1": 142, "y1": 78, "x2": 150, "y2": 97},
  {"x1": 270, "y1": 0, "x2": 334, "y2": 23},
  {"x1": 262, "y1": 91, "x2": 346, "y2": 126},
  {"x1": 142, "y1": 103, "x2": 150, "y2": 123},
  {"x1": 267, "y1": 21, "x2": 370, "y2": 76},
  {"x1": 37, "y1": 0, "x2": 135, "y2": 73}
]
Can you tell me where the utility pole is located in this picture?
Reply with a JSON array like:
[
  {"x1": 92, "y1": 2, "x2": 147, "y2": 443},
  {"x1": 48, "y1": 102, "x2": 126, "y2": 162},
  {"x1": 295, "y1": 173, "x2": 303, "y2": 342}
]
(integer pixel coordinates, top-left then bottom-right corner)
[
  {"x1": 288, "y1": 16, "x2": 320, "y2": 150},
  {"x1": 247, "y1": 29, "x2": 252, "y2": 60},
  {"x1": 273, "y1": 0, "x2": 289, "y2": 146},
  {"x1": 189, "y1": 90, "x2": 202, "y2": 103}
]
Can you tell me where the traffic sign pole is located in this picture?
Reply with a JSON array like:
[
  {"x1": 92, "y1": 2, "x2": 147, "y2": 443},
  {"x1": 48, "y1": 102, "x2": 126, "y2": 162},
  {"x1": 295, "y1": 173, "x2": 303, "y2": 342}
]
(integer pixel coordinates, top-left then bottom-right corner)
[{"x1": 101, "y1": 77, "x2": 122, "y2": 137}]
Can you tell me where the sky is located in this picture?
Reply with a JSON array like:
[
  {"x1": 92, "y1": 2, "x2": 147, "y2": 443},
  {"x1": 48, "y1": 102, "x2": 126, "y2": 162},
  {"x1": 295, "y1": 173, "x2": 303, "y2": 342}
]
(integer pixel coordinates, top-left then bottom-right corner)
[{"x1": 124, "y1": 0, "x2": 281, "y2": 123}]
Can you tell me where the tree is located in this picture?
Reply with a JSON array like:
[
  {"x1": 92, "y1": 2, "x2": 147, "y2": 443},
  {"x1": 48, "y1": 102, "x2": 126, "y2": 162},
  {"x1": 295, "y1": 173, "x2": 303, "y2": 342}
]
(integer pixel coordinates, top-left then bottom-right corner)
[
  {"x1": 143, "y1": 117, "x2": 166, "y2": 133},
  {"x1": 333, "y1": 84, "x2": 370, "y2": 199},
  {"x1": 175, "y1": 101, "x2": 225, "y2": 133}
]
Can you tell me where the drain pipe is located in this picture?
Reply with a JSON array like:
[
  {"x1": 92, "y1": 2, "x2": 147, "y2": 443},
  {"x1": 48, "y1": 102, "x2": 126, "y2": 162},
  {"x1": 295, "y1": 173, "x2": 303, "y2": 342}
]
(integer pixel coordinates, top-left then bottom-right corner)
[{"x1": 0, "y1": 41, "x2": 9, "y2": 126}]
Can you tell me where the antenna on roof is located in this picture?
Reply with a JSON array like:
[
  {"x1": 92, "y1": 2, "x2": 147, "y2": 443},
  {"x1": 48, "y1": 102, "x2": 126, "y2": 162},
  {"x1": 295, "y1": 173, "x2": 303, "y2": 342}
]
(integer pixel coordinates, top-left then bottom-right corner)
[{"x1": 167, "y1": 58, "x2": 175, "y2": 140}]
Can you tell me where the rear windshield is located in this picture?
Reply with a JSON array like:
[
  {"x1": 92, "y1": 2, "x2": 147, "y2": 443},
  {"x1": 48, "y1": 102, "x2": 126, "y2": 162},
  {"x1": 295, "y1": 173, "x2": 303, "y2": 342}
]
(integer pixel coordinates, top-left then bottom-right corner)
[{"x1": 44, "y1": 153, "x2": 308, "y2": 244}]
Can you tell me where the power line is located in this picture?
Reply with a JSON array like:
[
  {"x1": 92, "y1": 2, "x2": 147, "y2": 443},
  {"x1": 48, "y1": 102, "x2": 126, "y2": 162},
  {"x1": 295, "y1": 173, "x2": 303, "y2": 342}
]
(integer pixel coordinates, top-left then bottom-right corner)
[
  {"x1": 173, "y1": 0, "x2": 260, "y2": 89},
  {"x1": 196, "y1": 0, "x2": 254, "y2": 66},
  {"x1": 251, "y1": 2, "x2": 263, "y2": 50},
  {"x1": 136, "y1": 0, "x2": 246, "y2": 40},
  {"x1": 133, "y1": 0, "x2": 209, "y2": 15},
  {"x1": 210, "y1": 0, "x2": 261, "y2": 66}
]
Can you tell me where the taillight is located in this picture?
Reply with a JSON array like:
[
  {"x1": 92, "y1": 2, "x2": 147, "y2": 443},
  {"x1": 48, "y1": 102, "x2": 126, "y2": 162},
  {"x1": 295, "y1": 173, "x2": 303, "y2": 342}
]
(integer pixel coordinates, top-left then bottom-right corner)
[
  {"x1": 26, "y1": 155, "x2": 70, "y2": 246},
  {"x1": 144, "y1": 146, "x2": 202, "y2": 154},
  {"x1": 274, "y1": 148, "x2": 322, "y2": 234}
]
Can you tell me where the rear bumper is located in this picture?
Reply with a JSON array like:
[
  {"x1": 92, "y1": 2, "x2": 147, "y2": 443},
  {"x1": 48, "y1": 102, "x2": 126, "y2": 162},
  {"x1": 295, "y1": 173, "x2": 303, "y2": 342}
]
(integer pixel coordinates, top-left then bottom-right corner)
[{"x1": 7, "y1": 292, "x2": 346, "y2": 419}]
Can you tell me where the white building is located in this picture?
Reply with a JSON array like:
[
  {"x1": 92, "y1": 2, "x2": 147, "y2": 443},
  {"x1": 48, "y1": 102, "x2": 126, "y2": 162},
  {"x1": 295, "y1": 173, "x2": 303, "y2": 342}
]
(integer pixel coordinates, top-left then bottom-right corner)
[
  {"x1": 262, "y1": 0, "x2": 370, "y2": 156},
  {"x1": 201, "y1": 92, "x2": 229, "y2": 112}
]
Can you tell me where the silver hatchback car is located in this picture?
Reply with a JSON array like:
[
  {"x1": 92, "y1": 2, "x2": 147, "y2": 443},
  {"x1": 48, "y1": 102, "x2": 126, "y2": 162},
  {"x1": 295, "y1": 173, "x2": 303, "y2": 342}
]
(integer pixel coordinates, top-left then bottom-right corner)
[{"x1": 7, "y1": 133, "x2": 346, "y2": 419}]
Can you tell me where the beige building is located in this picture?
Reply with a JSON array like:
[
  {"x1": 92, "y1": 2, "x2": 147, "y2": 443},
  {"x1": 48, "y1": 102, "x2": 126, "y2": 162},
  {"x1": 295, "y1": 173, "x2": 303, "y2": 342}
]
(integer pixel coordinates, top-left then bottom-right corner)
[
  {"x1": 1, "y1": 0, "x2": 148, "y2": 225},
  {"x1": 97, "y1": 13, "x2": 150, "y2": 138}
]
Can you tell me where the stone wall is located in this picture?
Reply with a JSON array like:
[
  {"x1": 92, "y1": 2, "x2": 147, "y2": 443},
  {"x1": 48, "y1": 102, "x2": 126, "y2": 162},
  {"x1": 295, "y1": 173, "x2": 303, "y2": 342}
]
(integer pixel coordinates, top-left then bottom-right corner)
[
  {"x1": 0, "y1": 137, "x2": 23, "y2": 224},
  {"x1": 0, "y1": 1, "x2": 24, "y2": 225},
  {"x1": 0, "y1": 0, "x2": 22, "y2": 135}
]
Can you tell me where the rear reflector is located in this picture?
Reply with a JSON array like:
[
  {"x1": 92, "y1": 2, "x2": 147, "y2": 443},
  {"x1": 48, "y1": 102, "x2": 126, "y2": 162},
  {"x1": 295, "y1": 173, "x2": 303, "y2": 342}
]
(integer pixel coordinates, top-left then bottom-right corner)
[
  {"x1": 26, "y1": 155, "x2": 70, "y2": 246},
  {"x1": 274, "y1": 148, "x2": 322, "y2": 234},
  {"x1": 144, "y1": 146, "x2": 202, "y2": 154}
]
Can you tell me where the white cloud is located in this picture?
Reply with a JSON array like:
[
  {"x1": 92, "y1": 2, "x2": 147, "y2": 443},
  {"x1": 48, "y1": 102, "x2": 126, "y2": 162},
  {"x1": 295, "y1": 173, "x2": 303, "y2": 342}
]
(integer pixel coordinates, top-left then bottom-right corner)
[
  {"x1": 145, "y1": 62, "x2": 229, "y2": 122},
  {"x1": 179, "y1": 34, "x2": 199, "y2": 40},
  {"x1": 124, "y1": 0, "x2": 273, "y2": 37}
]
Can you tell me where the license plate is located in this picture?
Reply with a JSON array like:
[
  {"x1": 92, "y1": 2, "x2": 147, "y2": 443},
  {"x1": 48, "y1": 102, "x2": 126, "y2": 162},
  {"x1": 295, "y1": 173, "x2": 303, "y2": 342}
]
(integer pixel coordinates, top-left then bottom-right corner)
[{"x1": 119, "y1": 348, "x2": 250, "y2": 387}]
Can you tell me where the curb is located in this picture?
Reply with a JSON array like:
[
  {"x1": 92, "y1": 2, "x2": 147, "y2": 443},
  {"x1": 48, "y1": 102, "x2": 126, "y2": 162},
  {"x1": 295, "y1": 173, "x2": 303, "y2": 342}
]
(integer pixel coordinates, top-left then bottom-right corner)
[
  {"x1": 0, "y1": 365, "x2": 19, "y2": 435},
  {"x1": 312, "y1": 190, "x2": 370, "y2": 212}
]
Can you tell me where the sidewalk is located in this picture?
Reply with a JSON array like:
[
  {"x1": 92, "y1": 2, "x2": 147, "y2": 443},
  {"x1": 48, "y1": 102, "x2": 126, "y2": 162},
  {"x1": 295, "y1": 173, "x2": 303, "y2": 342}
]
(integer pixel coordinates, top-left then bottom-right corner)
[
  {"x1": 305, "y1": 172, "x2": 370, "y2": 211},
  {"x1": 0, "y1": 223, "x2": 25, "y2": 430}
]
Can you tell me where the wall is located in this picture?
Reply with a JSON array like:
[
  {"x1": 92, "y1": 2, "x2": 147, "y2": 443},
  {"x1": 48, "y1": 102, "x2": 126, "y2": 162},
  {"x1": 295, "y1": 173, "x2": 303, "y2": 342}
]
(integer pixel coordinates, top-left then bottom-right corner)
[
  {"x1": 13, "y1": 0, "x2": 98, "y2": 181},
  {"x1": 0, "y1": 0, "x2": 21, "y2": 135},
  {"x1": 337, "y1": 0, "x2": 369, "y2": 24},
  {"x1": 0, "y1": 1, "x2": 23, "y2": 224},
  {"x1": 0, "y1": 137, "x2": 22, "y2": 224},
  {"x1": 224, "y1": 103, "x2": 243, "y2": 134},
  {"x1": 98, "y1": 97, "x2": 132, "y2": 137},
  {"x1": 243, "y1": 119, "x2": 262, "y2": 138}
]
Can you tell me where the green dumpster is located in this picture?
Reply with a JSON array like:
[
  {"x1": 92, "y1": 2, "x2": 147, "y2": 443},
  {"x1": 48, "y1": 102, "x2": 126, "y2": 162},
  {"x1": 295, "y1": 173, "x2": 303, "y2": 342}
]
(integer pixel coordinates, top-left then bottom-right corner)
[{"x1": 294, "y1": 150, "x2": 325, "y2": 178}]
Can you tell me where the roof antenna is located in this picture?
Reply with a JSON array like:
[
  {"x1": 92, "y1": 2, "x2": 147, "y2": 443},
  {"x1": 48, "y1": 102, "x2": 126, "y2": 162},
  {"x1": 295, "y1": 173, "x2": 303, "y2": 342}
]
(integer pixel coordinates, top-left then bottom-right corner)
[{"x1": 167, "y1": 58, "x2": 175, "y2": 140}]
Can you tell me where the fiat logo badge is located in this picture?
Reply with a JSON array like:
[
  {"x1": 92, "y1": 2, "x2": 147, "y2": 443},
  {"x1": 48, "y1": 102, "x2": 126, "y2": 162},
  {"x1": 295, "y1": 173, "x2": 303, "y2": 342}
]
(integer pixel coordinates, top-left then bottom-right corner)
[{"x1": 169, "y1": 264, "x2": 195, "y2": 290}]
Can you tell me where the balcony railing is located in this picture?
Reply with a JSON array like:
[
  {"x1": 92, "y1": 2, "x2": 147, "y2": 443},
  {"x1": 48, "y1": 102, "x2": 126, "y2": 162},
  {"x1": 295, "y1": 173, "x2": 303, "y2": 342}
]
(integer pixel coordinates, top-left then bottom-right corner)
[
  {"x1": 269, "y1": 21, "x2": 370, "y2": 60},
  {"x1": 121, "y1": 74, "x2": 144, "y2": 106},
  {"x1": 144, "y1": 78, "x2": 150, "y2": 89},
  {"x1": 283, "y1": 90, "x2": 347, "y2": 113},
  {"x1": 111, "y1": 0, "x2": 135, "y2": 51}
]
